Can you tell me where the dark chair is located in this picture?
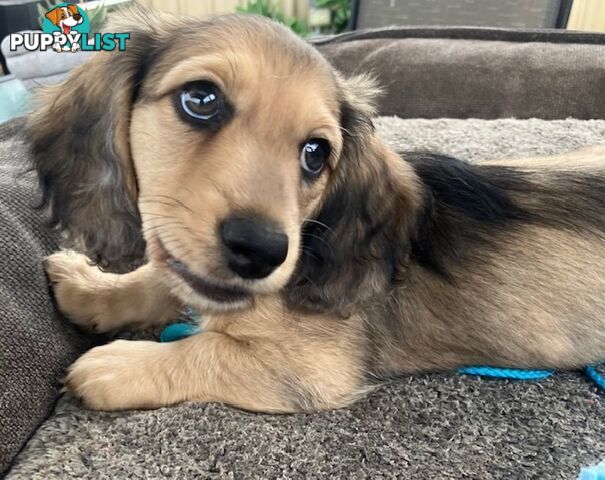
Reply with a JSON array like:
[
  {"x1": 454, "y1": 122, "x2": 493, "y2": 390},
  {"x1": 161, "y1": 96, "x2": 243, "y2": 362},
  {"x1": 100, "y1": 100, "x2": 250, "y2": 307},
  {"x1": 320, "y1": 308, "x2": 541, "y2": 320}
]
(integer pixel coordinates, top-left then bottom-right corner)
[
  {"x1": 0, "y1": 0, "x2": 39, "y2": 73},
  {"x1": 349, "y1": 0, "x2": 574, "y2": 30}
]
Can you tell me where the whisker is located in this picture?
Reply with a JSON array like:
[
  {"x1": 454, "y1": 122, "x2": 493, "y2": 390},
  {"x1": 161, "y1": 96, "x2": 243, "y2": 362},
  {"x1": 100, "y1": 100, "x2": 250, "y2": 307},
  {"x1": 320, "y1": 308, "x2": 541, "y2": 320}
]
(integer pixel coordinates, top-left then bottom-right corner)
[
  {"x1": 303, "y1": 218, "x2": 334, "y2": 234},
  {"x1": 138, "y1": 199, "x2": 180, "y2": 209},
  {"x1": 142, "y1": 220, "x2": 185, "y2": 233},
  {"x1": 301, "y1": 232, "x2": 333, "y2": 252},
  {"x1": 142, "y1": 220, "x2": 185, "y2": 232},
  {"x1": 160, "y1": 231, "x2": 198, "y2": 263},
  {"x1": 139, "y1": 212, "x2": 173, "y2": 219},
  {"x1": 301, "y1": 246, "x2": 321, "y2": 262},
  {"x1": 142, "y1": 225, "x2": 185, "y2": 238},
  {"x1": 179, "y1": 183, "x2": 199, "y2": 199},
  {"x1": 296, "y1": 271, "x2": 321, "y2": 292},
  {"x1": 140, "y1": 194, "x2": 194, "y2": 213}
]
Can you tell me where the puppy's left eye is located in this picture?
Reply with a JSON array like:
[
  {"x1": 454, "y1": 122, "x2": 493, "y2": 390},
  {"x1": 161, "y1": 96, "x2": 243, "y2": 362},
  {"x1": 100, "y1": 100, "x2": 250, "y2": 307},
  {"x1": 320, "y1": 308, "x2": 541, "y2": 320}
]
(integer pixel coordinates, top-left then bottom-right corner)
[
  {"x1": 178, "y1": 81, "x2": 222, "y2": 123},
  {"x1": 300, "y1": 139, "x2": 330, "y2": 179}
]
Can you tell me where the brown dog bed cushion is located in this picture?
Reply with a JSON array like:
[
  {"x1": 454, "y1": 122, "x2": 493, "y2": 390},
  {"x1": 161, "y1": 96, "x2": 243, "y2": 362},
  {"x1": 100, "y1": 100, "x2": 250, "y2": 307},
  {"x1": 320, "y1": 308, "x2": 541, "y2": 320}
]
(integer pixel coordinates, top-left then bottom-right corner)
[{"x1": 314, "y1": 27, "x2": 605, "y2": 120}]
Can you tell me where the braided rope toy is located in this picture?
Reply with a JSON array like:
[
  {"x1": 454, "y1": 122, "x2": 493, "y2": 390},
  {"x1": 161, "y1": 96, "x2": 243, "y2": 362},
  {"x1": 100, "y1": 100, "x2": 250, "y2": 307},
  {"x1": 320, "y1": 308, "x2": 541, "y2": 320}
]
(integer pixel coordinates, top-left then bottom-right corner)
[
  {"x1": 458, "y1": 363, "x2": 605, "y2": 392},
  {"x1": 579, "y1": 460, "x2": 605, "y2": 480},
  {"x1": 458, "y1": 366, "x2": 553, "y2": 380},
  {"x1": 585, "y1": 364, "x2": 605, "y2": 391}
]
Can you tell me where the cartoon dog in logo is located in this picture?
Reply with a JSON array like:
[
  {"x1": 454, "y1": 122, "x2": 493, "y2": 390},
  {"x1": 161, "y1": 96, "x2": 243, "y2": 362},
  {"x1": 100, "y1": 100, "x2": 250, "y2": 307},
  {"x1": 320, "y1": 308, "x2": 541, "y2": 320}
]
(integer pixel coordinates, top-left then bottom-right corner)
[{"x1": 45, "y1": 4, "x2": 83, "y2": 52}]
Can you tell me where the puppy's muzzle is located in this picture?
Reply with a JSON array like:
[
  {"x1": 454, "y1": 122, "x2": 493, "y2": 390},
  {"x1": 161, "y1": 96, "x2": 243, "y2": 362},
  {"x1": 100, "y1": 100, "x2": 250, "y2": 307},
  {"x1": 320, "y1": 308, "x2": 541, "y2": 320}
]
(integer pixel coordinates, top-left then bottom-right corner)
[{"x1": 220, "y1": 216, "x2": 288, "y2": 279}]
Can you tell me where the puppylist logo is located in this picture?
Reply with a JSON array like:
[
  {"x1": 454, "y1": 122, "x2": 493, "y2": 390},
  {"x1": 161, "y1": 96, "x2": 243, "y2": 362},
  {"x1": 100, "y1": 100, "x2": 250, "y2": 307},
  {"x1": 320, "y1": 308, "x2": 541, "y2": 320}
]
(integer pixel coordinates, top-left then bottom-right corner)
[{"x1": 9, "y1": 3, "x2": 129, "y2": 53}]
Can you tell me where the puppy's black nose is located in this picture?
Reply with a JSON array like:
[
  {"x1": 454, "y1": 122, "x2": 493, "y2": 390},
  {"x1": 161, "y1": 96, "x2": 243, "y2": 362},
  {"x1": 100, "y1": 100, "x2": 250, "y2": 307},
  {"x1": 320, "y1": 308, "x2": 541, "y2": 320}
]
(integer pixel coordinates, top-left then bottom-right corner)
[
  {"x1": 220, "y1": 217, "x2": 288, "y2": 279},
  {"x1": 73, "y1": 14, "x2": 81, "y2": 20}
]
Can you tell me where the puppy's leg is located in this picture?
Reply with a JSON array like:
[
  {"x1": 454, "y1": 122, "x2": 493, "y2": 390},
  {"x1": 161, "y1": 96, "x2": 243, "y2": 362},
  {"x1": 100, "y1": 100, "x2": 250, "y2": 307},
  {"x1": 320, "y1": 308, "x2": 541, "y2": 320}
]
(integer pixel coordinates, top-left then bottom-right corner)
[
  {"x1": 65, "y1": 298, "x2": 368, "y2": 412},
  {"x1": 45, "y1": 250, "x2": 181, "y2": 332}
]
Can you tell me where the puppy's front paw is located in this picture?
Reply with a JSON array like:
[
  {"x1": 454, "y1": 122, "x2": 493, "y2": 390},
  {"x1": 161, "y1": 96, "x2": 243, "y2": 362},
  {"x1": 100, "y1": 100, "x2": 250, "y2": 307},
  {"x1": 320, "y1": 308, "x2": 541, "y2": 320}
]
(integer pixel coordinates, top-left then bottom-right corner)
[
  {"x1": 70, "y1": 42, "x2": 80, "y2": 52},
  {"x1": 66, "y1": 340, "x2": 175, "y2": 410},
  {"x1": 44, "y1": 250, "x2": 112, "y2": 332}
]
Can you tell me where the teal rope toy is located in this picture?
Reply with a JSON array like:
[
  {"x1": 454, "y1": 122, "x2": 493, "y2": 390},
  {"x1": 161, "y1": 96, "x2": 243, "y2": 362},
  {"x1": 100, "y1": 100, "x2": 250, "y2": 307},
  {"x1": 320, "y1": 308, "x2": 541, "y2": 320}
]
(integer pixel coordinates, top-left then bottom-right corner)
[
  {"x1": 458, "y1": 362, "x2": 605, "y2": 392},
  {"x1": 458, "y1": 366, "x2": 553, "y2": 380},
  {"x1": 579, "y1": 460, "x2": 605, "y2": 480},
  {"x1": 160, "y1": 323, "x2": 201, "y2": 343},
  {"x1": 585, "y1": 364, "x2": 605, "y2": 391},
  {"x1": 160, "y1": 307, "x2": 202, "y2": 343}
]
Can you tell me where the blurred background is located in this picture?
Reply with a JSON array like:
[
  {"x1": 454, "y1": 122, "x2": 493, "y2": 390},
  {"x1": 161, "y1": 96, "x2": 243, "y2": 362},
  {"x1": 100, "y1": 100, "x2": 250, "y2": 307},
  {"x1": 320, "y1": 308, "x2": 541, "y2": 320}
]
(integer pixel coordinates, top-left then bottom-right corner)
[
  {"x1": 130, "y1": 0, "x2": 605, "y2": 33},
  {"x1": 109, "y1": 0, "x2": 605, "y2": 34},
  {"x1": 2, "y1": 0, "x2": 605, "y2": 48},
  {"x1": 1, "y1": 0, "x2": 605, "y2": 122}
]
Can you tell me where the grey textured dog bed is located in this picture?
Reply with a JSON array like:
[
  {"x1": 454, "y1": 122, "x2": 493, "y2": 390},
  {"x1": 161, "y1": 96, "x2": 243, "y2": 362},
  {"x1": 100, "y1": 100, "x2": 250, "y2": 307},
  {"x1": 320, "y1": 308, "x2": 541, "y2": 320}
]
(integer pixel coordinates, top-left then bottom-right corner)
[
  {"x1": 6, "y1": 117, "x2": 605, "y2": 479},
  {"x1": 0, "y1": 119, "x2": 94, "y2": 475}
]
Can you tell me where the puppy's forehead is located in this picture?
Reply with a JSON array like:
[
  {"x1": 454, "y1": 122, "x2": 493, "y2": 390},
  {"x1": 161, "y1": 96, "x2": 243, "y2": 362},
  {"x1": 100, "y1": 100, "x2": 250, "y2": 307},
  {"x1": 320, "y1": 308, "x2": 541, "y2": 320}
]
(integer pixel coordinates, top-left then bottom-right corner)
[
  {"x1": 146, "y1": 15, "x2": 338, "y2": 108},
  {"x1": 159, "y1": 52, "x2": 339, "y2": 123}
]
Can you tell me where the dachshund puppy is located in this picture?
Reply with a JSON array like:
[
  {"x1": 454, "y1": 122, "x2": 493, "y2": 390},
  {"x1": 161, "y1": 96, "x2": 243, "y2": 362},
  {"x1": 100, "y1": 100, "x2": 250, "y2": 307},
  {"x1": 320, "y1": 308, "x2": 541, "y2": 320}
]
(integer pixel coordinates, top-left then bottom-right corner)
[{"x1": 28, "y1": 7, "x2": 605, "y2": 412}]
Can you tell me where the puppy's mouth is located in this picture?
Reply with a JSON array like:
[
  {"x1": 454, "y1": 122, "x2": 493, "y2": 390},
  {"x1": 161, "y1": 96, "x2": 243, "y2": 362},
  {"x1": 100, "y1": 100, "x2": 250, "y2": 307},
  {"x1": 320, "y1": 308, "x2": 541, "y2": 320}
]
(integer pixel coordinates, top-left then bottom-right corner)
[{"x1": 157, "y1": 241, "x2": 251, "y2": 304}]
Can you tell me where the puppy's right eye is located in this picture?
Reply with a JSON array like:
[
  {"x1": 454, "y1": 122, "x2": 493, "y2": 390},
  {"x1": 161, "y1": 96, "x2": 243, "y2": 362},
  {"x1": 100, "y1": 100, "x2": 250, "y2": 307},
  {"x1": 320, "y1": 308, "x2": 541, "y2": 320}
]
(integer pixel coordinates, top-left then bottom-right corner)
[
  {"x1": 178, "y1": 81, "x2": 223, "y2": 124},
  {"x1": 300, "y1": 139, "x2": 330, "y2": 179}
]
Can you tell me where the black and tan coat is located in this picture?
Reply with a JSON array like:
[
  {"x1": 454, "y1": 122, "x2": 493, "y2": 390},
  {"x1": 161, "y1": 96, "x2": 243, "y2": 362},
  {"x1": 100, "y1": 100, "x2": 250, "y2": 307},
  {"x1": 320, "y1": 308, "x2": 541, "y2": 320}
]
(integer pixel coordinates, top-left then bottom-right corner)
[{"x1": 28, "y1": 6, "x2": 605, "y2": 412}]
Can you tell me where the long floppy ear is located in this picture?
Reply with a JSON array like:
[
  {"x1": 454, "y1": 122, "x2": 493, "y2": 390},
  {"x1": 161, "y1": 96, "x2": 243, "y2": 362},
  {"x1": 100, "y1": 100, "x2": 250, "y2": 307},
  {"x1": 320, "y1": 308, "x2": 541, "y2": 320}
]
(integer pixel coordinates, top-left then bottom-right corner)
[
  {"x1": 27, "y1": 6, "x2": 170, "y2": 269},
  {"x1": 45, "y1": 7, "x2": 61, "y2": 26},
  {"x1": 286, "y1": 74, "x2": 421, "y2": 314}
]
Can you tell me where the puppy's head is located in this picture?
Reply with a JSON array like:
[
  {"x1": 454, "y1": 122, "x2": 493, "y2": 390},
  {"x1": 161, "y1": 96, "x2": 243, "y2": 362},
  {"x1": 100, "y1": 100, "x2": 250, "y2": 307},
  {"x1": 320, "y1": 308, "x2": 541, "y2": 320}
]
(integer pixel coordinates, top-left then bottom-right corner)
[{"x1": 29, "y1": 6, "x2": 419, "y2": 313}]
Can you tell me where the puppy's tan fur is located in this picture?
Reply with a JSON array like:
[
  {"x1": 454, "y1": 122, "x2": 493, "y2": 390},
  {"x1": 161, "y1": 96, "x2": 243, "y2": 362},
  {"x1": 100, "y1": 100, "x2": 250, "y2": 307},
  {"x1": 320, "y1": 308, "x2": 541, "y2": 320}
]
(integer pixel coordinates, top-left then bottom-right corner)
[{"x1": 29, "y1": 7, "x2": 605, "y2": 412}]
